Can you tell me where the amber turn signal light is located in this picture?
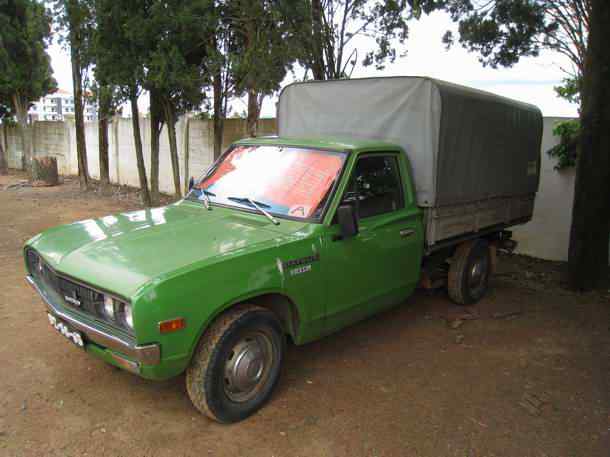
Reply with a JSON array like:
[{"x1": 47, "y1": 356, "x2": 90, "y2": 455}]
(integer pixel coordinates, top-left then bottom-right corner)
[{"x1": 159, "y1": 317, "x2": 186, "y2": 334}]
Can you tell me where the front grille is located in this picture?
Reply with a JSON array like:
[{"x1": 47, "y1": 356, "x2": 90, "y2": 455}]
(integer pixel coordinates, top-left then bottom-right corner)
[
  {"x1": 57, "y1": 276, "x2": 103, "y2": 314},
  {"x1": 26, "y1": 248, "x2": 103, "y2": 315},
  {"x1": 26, "y1": 248, "x2": 134, "y2": 337}
]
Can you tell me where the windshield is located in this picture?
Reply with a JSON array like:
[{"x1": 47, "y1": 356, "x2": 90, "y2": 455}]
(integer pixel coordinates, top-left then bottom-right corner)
[{"x1": 187, "y1": 145, "x2": 347, "y2": 220}]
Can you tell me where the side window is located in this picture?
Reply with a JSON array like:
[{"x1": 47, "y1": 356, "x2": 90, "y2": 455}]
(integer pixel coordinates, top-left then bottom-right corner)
[{"x1": 342, "y1": 155, "x2": 404, "y2": 219}]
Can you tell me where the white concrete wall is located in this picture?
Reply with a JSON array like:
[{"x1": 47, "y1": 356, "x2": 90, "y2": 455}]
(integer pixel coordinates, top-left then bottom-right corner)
[
  {"x1": 2, "y1": 124, "x2": 24, "y2": 169},
  {"x1": 2, "y1": 115, "x2": 592, "y2": 262},
  {"x1": 1, "y1": 116, "x2": 277, "y2": 194},
  {"x1": 512, "y1": 117, "x2": 576, "y2": 261}
]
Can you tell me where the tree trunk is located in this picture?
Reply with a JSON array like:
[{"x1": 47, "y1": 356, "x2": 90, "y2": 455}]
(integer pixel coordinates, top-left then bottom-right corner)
[
  {"x1": 69, "y1": 43, "x2": 89, "y2": 190},
  {"x1": 183, "y1": 117, "x2": 190, "y2": 194},
  {"x1": 567, "y1": 0, "x2": 610, "y2": 290},
  {"x1": 212, "y1": 71, "x2": 225, "y2": 160},
  {"x1": 246, "y1": 89, "x2": 262, "y2": 138},
  {"x1": 98, "y1": 88, "x2": 111, "y2": 191},
  {"x1": 163, "y1": 100, "x2": 181, "y2": 197},
  {"x1": 310, "y1": 0, "x2": 326, "y2": 80},
  {"x1": 129, "y1": 94, "x2": 151, "y2": 207},
  {"x1": 0, "y1": 126, "x2": 7, "y2": 175},
  {"x1": 149, "y1": 90, "x2": 163, "y2": 205},
  {"x1": 31, "y1": 156, "x2": 59, "y2": 186},
  {"x1": 12, "y1": 94, "x2": 32, "y2": 171}
]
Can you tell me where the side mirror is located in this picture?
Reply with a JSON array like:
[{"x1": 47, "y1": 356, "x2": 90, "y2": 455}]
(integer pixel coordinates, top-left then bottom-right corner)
[
  {"x1": 337, "y1": 204, "x2": 359, "y2": 239},
  {"x1": 188, "y1": 176, "x2": 195, "y2": 191}
]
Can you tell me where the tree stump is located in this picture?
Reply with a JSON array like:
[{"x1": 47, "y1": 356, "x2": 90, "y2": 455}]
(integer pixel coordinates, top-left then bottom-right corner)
[{"x1": 31, "y1": 156, "x2": 59, "y2": 187}]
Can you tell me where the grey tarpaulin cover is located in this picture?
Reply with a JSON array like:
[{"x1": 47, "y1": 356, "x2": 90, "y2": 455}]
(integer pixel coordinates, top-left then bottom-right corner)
[{"x1": 278, "y1": 77, "x2": 543, "y2": 208}]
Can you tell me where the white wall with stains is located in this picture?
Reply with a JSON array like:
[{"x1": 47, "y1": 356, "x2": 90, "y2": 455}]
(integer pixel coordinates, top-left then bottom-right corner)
[{"x1": 512, "y1": 117, "x2": 577, "y2": 262}]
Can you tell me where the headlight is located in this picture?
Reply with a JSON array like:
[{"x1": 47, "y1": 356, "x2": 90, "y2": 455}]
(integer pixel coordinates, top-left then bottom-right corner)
[
  {"x1": 118, "y1": 302, "x2": 133, "y2": 329},
  {"x1": 100, "y1": 295, "x2": 133, "y2": 330},
  {"x1": 26, "y1": 249, "x2": 43, "y2": 277},
  {"x1": 102, "y1": 295, "x2": 115, "y2": 319}
]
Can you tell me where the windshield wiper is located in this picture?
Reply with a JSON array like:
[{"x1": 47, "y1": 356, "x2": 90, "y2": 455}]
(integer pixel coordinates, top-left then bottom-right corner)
[
  {"x1": 195, "y1": 189, "x2": 215, "y2": 210},
  {"x1": 227, "y1": 196, "x2": 279, "y2": 225}
]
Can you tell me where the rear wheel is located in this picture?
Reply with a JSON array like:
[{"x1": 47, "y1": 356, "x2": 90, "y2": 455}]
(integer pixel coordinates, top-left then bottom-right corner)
[
  {"x1": 448, "y1": 239, "x2": 491, "y2": 305},
  {"x1": 186, "y1": 305, "x2": 284, "y2": 423}
]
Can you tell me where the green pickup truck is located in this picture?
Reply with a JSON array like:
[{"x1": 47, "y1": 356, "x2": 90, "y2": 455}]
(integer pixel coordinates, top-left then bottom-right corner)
[{"x1": 25, "y1": 77, "x2": 542, "y2": 423}]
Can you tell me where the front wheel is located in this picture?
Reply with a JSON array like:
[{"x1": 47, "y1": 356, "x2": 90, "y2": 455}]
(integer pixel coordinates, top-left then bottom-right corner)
[
  {"x1": 447, "y1": 239, "x2": 492, "y2": 305},
  {"x1": 186, "y1": 305, "x2": 285, "y2": 423}
]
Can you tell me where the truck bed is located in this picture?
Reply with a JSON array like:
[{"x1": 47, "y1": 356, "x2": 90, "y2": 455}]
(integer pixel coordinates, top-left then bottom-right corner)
[{"x1": 423, "y1": 195, "x2": 535, "y2": 250}]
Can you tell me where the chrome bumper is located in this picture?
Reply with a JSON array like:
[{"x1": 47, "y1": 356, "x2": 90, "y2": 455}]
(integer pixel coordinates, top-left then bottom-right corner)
[{"x1": 26, "y1": 275, "x2": 160, "y2": 365}]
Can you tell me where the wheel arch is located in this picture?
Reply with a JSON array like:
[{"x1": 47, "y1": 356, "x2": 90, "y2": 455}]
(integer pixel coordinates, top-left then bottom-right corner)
[
  {"x1": 243, "y1": 293, "x2": 301, "y2": 343},
  {"x1": 188, "y1": 290, "x2": 302, "y2": 363}
]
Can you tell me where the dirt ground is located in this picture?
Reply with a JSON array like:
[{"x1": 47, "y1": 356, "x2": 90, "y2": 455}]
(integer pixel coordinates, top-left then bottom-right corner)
[{"x1": 0, "y1": 171, "x2": 608, "y2": 457}]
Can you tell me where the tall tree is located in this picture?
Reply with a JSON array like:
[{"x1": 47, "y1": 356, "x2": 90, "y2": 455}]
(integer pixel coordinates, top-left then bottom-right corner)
[
  {"x1": 148, "y1": 88, "x2": 164, "y2": 202},
  {"x1": 54, "y1": 0, "x2": 95, "y2": 189},
  {"x1": 226, "y1": 0, "x2": 304, "y2": 136},
  {"x1": 0, "y1": 0, "x2": 56, "y2": 171},
  {"x1": 95, "y1": 0, "x2": 151, "y2": 206},
  {"x1": 439, "y1": 0, "x2": 608, "y2": 289},
  {"x1": 145, "y1": 0, "x2": 213, "y2": 199},
  {"x1": 210, "y1": 13, "x2": 236, "y2": 159},
  {"x1": 87, "y1": 1, "x2": 120, "y2": 193},
  {"x1": 298, "y1": 0, "x2": 418, "y2": 80},
  {"x1": 567, "y1": 0, "x2": 609, "y2": 289},
  {"x1": 0, "y1": 98, "x2": 11, "y2": 174},
  {"x1": 92, "y1": 82, "x2": 119, "y2": 191}
]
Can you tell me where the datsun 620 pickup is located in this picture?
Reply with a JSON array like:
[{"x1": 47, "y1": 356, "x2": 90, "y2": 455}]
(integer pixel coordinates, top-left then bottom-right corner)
[{"x1": 25, "y1": 78, "x2": 542, "y2": 422}]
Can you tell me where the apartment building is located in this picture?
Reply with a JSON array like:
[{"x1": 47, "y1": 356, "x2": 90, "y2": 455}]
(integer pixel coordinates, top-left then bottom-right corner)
[{"x1": 28, "y1": 89, "x2": 98, "y2": 122}]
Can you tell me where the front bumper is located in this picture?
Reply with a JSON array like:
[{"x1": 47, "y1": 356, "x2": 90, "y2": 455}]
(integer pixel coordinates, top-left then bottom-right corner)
[{"x1": 26, "y1": 275, "x2": 160, "y2": 365}]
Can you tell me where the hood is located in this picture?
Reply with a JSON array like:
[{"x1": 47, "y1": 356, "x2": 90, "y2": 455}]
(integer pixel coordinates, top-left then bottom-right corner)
[{"x1": 28, "y1": 202, "x2": 298, "y2": 298}]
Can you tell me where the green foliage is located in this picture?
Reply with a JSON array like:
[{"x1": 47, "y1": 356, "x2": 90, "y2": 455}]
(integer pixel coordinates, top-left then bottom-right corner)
[
  {"x1": 145, "y1": 0, "x2": 216, "y2": 115},
  {"x1": 94, "y1": 0, "x2": 215, "y2": 111},
  {"x1": 0, "y1": 0, "x2": 56, "y2": 109},
  {"x1": 554, "y1": 75, "x2": 581, "y2": 107},
  {"x1": 547, "y1": 119, "x2": 579, "y2": 170},
  {"x1": 441, "y1": 1, "x2": 590, "y2": 106},
  {"x1": 94, "y1": 0, "x2": 152, "y2": 99},
  {"x1": 0, "y1": 93, "x2": 13, "y2": 122},
  {"x1": 225, "y1": 0, "x2": 302, "y2": 98},
  {"x1": 52, "y1": 0, "x2": 96, "y2": 69},
  {"x1": 441, "y1": 0, "x2": 547, "y2": 68},
  {"x1": 0, "y1": 88, "x2": 16, "y2": 127},
  {"x1": 299, "y1": 0, "x2": 427, "y2": 80},
  {"x1": 90, "y1": 82, "x2": 120, "y2": 117}
]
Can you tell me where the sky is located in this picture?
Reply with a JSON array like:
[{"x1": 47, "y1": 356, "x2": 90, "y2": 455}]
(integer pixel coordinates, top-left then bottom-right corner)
[{"x1": 47, "y1": 10, "x2": 579, "y2": 119}]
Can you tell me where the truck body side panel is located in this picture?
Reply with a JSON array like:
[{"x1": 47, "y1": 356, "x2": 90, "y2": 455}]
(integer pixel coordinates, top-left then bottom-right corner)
[{"x1": 423, "y1": 195, "x2": 536, "y2": 250}]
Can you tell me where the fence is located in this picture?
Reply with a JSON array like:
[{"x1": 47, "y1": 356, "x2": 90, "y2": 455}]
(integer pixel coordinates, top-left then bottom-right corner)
[
  {"x1": 1, "y1": 115, "x2": 589, "y2": 262},
  {"x1": 1, "y1": 116, "x2": 277, "y2": 194}
]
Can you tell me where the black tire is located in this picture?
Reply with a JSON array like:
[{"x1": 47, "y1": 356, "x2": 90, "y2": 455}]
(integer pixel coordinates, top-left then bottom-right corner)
[
  {"x1": 186, "y1": 305, "x2": 285, "y2": 423},
  {"x1": 448, "y1": 239, "x2": 491, "y2": 305}
]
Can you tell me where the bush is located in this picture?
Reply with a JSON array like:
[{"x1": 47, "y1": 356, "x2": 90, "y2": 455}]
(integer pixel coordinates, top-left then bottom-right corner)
[{"x1": 547, "y1": 120, "x2": 579, "y2": 170}]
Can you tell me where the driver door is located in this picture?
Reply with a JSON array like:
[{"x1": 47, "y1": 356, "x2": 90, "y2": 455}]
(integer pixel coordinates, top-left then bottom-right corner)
[{"x1": 321, "y1": 152, "x2": 423, "y2": 334}]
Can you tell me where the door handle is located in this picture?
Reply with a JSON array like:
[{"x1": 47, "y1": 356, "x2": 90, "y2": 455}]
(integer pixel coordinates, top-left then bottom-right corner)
[{"x1": 399, "y1": 228, "x2": 415, "y2": 238}]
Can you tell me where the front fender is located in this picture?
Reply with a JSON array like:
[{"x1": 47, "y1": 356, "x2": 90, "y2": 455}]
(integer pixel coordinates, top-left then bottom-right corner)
[
  {"x1": 132, "y1": 225, "x2": 327, "y2": 379},
  {"x1": 131, "y1": 244, "x2": 296, "y2": 378}
]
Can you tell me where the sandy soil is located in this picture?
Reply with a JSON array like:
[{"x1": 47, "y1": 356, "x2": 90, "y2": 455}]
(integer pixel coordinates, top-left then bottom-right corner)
[{"x1": 0, "y1": 171, "x2": 608, "y2": 457}]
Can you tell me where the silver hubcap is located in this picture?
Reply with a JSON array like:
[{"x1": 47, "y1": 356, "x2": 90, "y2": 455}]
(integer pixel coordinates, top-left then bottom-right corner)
[
  {"x1": 468, "y1": 255, "x2": 489, "y2": 293},
  {"x1": 224, "y1": 332, "x2": 273, "y2": 402}
]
